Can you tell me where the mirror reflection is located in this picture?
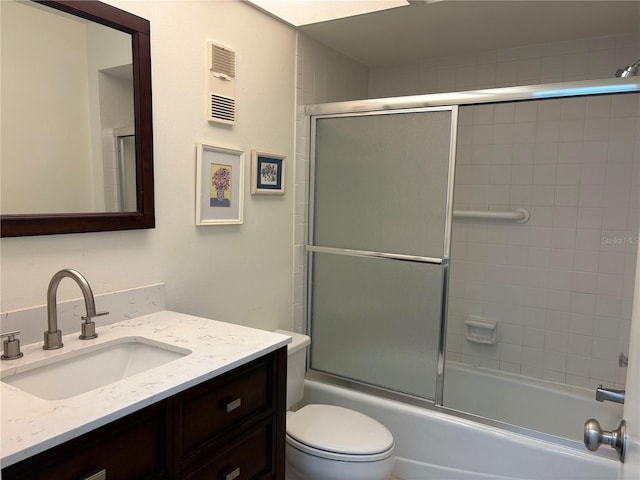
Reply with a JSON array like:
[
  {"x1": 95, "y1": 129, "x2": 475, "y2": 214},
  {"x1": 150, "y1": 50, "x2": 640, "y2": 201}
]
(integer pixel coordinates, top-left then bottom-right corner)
[{"x1": 1, "y1": 0, "x2": 136, "y2": 214}]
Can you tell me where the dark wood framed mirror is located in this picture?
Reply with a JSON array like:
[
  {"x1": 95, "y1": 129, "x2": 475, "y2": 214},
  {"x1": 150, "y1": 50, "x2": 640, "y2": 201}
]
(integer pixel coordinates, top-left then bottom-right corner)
[{"x1": 1, "y1": 0, "x2": 154, "y2": 237}]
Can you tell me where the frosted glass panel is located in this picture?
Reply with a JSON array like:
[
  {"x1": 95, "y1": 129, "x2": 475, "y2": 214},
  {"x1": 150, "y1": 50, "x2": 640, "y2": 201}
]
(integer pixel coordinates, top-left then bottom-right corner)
[
  {"x1": 313, "y1": 110, "x2": 452, "y2": 257},
  {"x1": 309, "y1": 252, "x2": 443, "y2": 399}
]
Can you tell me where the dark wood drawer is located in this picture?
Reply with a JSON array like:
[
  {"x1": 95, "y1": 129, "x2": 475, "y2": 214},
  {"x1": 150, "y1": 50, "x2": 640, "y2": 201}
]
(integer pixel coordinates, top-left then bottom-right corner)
[
  {"x1": 181, "y1": 418, "x2": 276, "y2": 480},
  {"x1": 2, "y1": 400, "x2": 169, "y2": 480},
  {"x1": 176, "y1": 355, "x2": 275, "y2": 462}
]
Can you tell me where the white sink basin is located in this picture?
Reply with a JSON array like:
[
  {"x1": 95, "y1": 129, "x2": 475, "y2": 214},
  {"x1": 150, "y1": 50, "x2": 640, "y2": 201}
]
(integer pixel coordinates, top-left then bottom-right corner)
[{"x1": 1, "y1": 337, "x2": 191, "y2": 400}]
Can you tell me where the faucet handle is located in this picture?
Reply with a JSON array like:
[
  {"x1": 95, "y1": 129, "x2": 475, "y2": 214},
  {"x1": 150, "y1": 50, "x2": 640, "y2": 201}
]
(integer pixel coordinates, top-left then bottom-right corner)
[
  {"x1": 81, "y1": 311, "x2": 109, "y2": 322},
  {"x1": 619, "y1": 352, "x2": 629, "y2": 368},
  {"x1": 79, "y1": 321, "x2": 98, "y2": 340},
  {"x1": 1, "y1": 330, "x2": 24, "y2": 360},
  {"x1": 79, "y1": 311, "x2": 109, "y2": 340}
]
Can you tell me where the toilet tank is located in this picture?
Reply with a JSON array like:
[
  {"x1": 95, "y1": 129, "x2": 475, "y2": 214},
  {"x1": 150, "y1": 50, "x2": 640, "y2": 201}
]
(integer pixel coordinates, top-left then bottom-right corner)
[{"x1": 274, "y1": 329, "x2": 310, "y2": 409}]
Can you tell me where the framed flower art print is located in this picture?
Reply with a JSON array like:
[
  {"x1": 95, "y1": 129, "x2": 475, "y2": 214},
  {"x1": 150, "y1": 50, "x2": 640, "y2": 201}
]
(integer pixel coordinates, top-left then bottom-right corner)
[
  {"x1": 251, "y1": 150, "x2": 285, "y2": 195},
  {"x1": 196, "y1": 144, "x2": 244, "y2": 225}
]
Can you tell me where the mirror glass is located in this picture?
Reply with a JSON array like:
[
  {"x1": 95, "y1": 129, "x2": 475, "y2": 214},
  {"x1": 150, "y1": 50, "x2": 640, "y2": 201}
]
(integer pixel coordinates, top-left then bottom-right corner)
[
  {"x1": 1, "y1": 0, "x2": 154, "y2": 237},
  {"x1": 1, "y1": 0, "x2": 135, "y2": 214}
]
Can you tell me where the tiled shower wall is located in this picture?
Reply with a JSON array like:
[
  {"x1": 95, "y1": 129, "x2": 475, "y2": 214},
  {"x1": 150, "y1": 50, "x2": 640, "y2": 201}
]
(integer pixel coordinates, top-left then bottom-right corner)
[
  {"x1": 293, "y1": 33, "x2": 368, "y2": 333},
  {"x1": 448, "y1": 95, "x2": 639, "y2": 390},
  {"x1": 295, "y1": 31, "x2": 640, "y2": 389}
]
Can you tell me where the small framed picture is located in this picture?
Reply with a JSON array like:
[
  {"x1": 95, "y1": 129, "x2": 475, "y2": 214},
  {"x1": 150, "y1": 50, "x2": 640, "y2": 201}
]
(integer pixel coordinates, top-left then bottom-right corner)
[
  {"x1": 196, "y1": 143, "x2": 244, "y2": 225},
  {"x1": 251, "y1": 150, "x2": 285, "y2": 195}
]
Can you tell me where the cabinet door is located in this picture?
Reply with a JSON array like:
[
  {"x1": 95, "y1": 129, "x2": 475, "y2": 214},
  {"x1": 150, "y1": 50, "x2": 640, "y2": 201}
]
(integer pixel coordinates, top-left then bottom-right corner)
[{"x1": 2, "y1": 401, "x2": 170, "y2": 480}]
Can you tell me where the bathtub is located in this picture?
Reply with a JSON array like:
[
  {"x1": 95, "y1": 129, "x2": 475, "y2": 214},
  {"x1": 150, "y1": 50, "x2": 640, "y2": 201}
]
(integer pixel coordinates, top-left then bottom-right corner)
[
  {"x1": 443, "y1": 362, "x2": 624, "y2": 442},
  {"x1": 302, "y1": 377, "x2": 620, "y2": 479}
]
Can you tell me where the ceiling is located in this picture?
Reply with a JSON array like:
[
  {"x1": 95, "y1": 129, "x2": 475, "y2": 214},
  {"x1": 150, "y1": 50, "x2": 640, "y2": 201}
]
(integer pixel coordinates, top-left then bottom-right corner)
[
  {"x1": 246, "y1": 0, "x2": 408, "y2": 26},
  {"x1": 297, "y1": 1, "x2": 640, "y2": 68}
]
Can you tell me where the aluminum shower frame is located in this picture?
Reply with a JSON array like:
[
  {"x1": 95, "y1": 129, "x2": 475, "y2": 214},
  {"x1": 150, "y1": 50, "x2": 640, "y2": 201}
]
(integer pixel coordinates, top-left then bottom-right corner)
[{"x1": 306, "y1": 105, "x2": 458, "y2": 405}]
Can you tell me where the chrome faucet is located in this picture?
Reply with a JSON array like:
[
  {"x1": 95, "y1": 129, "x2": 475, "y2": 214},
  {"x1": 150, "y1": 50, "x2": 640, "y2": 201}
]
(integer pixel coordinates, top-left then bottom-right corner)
[
  {"x1": 596, "y1": 384, "x2": 625, "y2": 405},
  {"x1": 44, "y1": 269, "x2": 109, "y2": 350}
]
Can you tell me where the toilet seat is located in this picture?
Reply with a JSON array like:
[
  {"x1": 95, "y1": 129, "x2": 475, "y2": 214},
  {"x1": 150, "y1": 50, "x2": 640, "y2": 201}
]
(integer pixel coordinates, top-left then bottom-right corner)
[
  {"x1": 286, "y1": 433, "x2": 394, "y2": 462},
  {"x1": 286, "y1": 404, "x2": 394, "y2": 462}
]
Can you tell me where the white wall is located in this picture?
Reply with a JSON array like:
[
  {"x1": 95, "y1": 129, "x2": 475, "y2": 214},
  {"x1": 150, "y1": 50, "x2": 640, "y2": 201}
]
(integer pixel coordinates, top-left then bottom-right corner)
[
  {"x1": 369, "y1": 33, "x2": 640, "y2": 97},
  {"x1": 621, "y1": 225, "x2": 640, "y2": 479},
  {"x1": 0, "y1": 0, "x2": 298, "y2": 333}
]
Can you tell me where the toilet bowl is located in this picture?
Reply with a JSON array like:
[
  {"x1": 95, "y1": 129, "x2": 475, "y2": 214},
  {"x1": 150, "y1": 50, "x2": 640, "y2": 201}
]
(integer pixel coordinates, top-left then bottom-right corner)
[
  {"x1": 285, "y1": 404, "x2": 395, "y2": 480},
  {"x1": 275, "y1": 330, "x2": 396, "y2": 480}
]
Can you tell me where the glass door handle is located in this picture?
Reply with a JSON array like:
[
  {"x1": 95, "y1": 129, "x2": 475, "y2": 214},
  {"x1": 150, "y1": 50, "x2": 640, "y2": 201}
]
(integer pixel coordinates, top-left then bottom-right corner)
[{"x1": 584, "y1": 418, "x2": 627, "y2": 463}]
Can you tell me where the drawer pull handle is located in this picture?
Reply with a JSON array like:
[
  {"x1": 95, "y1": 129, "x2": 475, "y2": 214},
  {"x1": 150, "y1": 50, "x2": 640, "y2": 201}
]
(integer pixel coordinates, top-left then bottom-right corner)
[
  {"x1": 81, "y1": 470, "x2": 106, "y2": 480},
  {"x1": 224, "y1": 397, "x2": 241, "y2": 413},
  {"x1": 223, "y1": 466, "x2": 240, "y2": 480}
]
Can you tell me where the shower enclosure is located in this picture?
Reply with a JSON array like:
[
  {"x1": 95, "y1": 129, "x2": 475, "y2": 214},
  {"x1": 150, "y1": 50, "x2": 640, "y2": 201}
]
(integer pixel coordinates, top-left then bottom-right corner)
[{"x1": 305, "y1": 78, "x2": 640, "y2": 446}]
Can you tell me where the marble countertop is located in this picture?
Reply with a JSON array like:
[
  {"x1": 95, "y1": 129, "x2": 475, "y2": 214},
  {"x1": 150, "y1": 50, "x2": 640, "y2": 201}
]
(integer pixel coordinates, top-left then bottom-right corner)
[{"x1": 0, "y1": 311, "x2": 291, "y2": 468}]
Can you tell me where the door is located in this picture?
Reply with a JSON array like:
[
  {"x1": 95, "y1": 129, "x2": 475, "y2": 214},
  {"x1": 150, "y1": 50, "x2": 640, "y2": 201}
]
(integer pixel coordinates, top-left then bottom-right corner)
[
  {"x1": 619, "y1": 237, "x2": 640, "y2": 478},
  {"x1": 307, "y1": 107, "x2": 456, "y2": 402}
]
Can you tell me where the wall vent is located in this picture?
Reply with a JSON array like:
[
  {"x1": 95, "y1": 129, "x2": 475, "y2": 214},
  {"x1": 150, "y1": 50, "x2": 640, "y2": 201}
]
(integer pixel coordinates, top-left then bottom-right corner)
[
  {"x1": 209, "y1": 93, "x2": 236, "y2": 124},
  {"x1": 207, "y1": 41, "x2": 236, "y2": 125},
  {"x1": 211, "y1": 44, "x2": 236, "y2": 78}
]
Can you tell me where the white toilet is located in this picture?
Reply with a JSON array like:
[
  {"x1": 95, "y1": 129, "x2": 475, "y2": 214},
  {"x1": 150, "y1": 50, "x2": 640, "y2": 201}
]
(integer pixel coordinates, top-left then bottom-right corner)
[{"x1": 275, "y1": 330, "x2": 395, "y2": 480}]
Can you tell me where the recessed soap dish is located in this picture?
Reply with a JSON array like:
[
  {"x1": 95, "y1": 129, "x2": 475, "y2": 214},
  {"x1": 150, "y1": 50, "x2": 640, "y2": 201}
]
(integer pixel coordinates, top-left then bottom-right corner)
[{"x1": 465, "y1": 316, "x2": 498, "y2": 345}]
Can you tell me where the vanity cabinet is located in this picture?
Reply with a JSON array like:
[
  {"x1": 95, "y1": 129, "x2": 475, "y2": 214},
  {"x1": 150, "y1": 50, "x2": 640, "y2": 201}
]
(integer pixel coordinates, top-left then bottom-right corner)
[
  {"x1": 1, "y1": 347, "x2": 287, "y2": 480},
  {"x1": 2, "y1": 401, "x2": 170, "y2": 479}
]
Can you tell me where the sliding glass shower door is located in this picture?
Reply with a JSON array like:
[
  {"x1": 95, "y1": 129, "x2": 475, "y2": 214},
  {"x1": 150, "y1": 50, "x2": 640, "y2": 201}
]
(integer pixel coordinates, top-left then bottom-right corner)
[{"x1": 308, "y1": 107, "x2": 456, "y2": 401}]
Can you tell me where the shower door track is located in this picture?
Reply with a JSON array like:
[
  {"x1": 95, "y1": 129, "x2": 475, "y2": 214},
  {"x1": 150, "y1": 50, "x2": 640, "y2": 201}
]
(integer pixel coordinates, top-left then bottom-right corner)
[{"x1": 305, "y1": 78, "x2": 640, "y2": 115}]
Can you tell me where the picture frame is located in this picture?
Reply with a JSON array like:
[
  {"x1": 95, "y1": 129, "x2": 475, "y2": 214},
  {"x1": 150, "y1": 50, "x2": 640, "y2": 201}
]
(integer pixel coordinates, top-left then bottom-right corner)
[
  {"x1": 196, "y1": 143, "x2": 244, "y2": 225},
  {"x1": 251, "y1": 150, "x2": 286, "y2": 195}
]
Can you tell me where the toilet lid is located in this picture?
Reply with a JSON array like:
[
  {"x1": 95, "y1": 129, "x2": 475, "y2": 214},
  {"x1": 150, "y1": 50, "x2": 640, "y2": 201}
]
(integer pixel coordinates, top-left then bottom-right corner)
[{"x1": 286, "y1": 404, "x2": 394, "y2": 455}]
